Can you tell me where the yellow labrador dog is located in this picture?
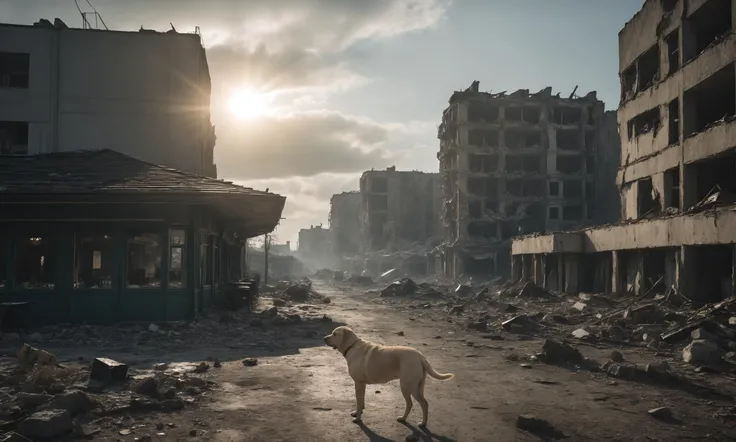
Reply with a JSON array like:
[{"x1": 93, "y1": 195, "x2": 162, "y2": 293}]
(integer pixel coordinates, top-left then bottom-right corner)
[{"x1": 324, "y1": 325, "x2": 454, "y2": 427}]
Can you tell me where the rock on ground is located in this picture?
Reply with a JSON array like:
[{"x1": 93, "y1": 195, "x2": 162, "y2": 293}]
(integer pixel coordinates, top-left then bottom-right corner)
[{"x1": 18, "y1": 409, "x2": 73, "y2": 439}]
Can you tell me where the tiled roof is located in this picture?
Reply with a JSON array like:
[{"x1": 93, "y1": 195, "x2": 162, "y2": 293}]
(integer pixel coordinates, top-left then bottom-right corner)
[
  {"x1": 0, "y1": 150, "x2": 285, "y2": 237},
  {"x1": 0, "y1": 149, "x2": 278, "y2": 197}
]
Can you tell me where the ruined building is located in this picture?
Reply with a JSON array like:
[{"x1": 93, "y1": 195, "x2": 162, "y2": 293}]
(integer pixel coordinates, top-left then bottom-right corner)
[
  {"x1": 297, "y1": 225, "x2": 332, "y2": 264},
  {"x1": 329, "y1": 191, "x2": 361, "y2": 258},
  {"x1": 0, "y1": 19, "x2": 216, "y2": 177},
  {"x1": 437, "y1": 81, "x2": 618, "y2": 278},
  {"x1": 360, "y1": 168, "x2": 441, "y2": 253},
  {"x1": 512, "y1": 0, "x2": 736, "y2": 302}
]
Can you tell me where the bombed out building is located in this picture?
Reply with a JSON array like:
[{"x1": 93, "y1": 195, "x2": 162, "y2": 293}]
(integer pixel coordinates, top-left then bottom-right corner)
[
  {"x1": 437, "y1": 81, "x2": 619, "y2": 279},
  {"x1": 329, "y1": 191, "x2": 361, "y2": 258},
  {"x1": 357, "y1": 168, "x2": 441, "y2": 275},
  {"x1": 512, "y1": 0, "x2": 736, "y2": 301}
]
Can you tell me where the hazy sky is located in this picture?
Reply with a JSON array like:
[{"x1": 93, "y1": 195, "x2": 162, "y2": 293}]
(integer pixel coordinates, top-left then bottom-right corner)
[{"x1": 1, "y1": 0, "x2": 643, "y2": 245}]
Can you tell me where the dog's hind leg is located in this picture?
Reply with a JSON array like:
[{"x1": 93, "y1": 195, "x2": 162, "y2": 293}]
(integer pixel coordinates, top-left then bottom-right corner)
[
  {"x1": 396, "y1": 379, "x2": 413, "y2": 422},
  {"x1": 351, "y1": 381, "x2": 366, "y2": 423},
  {"x1": 413, "y1": 377, "x2": 429, "y2": 427}
]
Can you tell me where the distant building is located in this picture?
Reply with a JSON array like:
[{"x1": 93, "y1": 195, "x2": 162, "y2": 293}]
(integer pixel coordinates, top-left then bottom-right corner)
[
  {"x1": 0, "y1": 19, "x2": 216, "y2": 176},
  {"x1": 329, "y1": 191, "x2": 361, "y2": 258},
  {"x1": 359, "y1": 167, "x2": 441, "y2": 253},
  {"x1": 437, "y1": 81, "x2": 619, "y2": 279},
  {"x1": 270, "y1": 241, "x2": 292, "y2": 255},
  {"x1": 298, "y1": 225, "x2": 331, "y2": 260}
]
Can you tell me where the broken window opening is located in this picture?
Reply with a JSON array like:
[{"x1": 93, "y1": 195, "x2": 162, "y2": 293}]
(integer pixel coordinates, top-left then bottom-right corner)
[
  {"x1": 637, "y1": 44, "x2": 660, "y2": 92},
  {"x1": 505, "y1": 202, "x2": 520, "y2": 217},
  {"x1": 549, "y1": 181, "x2": 560, "y2": 196},
  {"x1": 585, "y1": 155, "x2": 596, "y2": 175},
  {"x1": 464, "y1": 254, "x2": 495, "y2": 276},
  {"x1": 587, "y1": 107, "x2": 596, "y2": 126},
  {"x1": 169, "y1": 229, "x2": 187, "y2": 289},
  {"x1": 556, "y1": 155, "x2": 583, "y2": 174},
  {"x1": 369, "y1": 213, "x2": 386, "y2": 237},
  {"x1": 525, "y1": 131, "x2": 541, "y2": 147},
  {"x1": 556, "y1": 129, "x2": 580, "y2": 151},
  {"x1": 468, "y1": 200, "x2": 482, "y2": 218},
  {"x1": 585, "y1": 181, "x2": 596, "y2": 219},
  {"x1": 523, "y1": 106, "x2": 541, "y2": 124},
  {"x1": 467, "y1": 221, "x2": 496, "y2": 239},
  {"x1": 637, "y1": 177, "x2": 657, "y2": 218},
  {"x1": 626, "y1": 107, "x2": 661, "y2": 140},
  {"x1": 548, "y1": 206, "x2": 560, "y2": 220},
  {"x1": 0, "y1": 121, "x2": 29, "y2": 155},
  {"x1": 506, "y1": 107, "x2": 522, "y2": 122},
  {"x1": 621, "y1": 64, "x2": 637, "y2": 101},
  {"x1": 484, "y1": 199, "x2": 499, "y2": 215},
  {"x1": 687, "y1": 0, "x2": 732, "y2": 61},
  {"x1": 668, "y1": 98, "x2": 680, "y2": 145},
  {"x1": 0, "y1": 52, "x2": 30, "y2": 89},
  {"x1": 467, "y1": 177, "x2": 499, "y2": 197},
  {"x1": 562, "y1": 179, "x2": 583, "y2": 198},
  {"x1": 666, "y1": 29, "x2": 680, "y2": 75},
  {"x1": 584, "y1": 131, "x2": 595, "y2": 151},
  {"x1": 74, "y1": 233, "x2": 114, "y2": 289},
  {"x1": 664, "y1": 167, "x2": 680, "y2": 209},
  {"x1": 519, "y1": 204, "x2": 545, "y2": 233},
  {"x1": 14, "y1": 236, "x2": 56, "y2": 289},
  {"x1": 505, "y1": 130, "x2": 524, "y2": 150},
  {"x1": 500, "y1": 222, "x2": 517, "y2": 239},
  {"x1": 552, "y1": 106, "x2": 583, "y2": 125},
  {"x1": 691, "y1": 150, "x2": 736, "y2": 203},
  {"x1": 662, "y1": 0, "x2": 677, "y2": 12},
  {"x1": 693, "y1": 245, "x2": 733, "y2": 302},
  {"x1": 370, "y1": 194, "x2": 388, "y2": 211},
  {"x1": 468, "y1": 102, "x2": 499, "y2": 123},
  {"x1": 506, "y1": 154, "x2": 542, "y2": 173},
  {"x1": 683, "y1": 63, "x2": 735, "y2": 136},
  {"x1": 562, "y1": 205, "x2": 583, "y2": 221},
  {"x1": 127, "y1": 233, "x2": 162, "y2": 288},
  {"x1": 370, "y1": 177, "x2": 388, "y2": 193},
  {"x1": 507, "y1": 179, "x2": 545, "y2": 198},
  {"x1": 468, "y1": 129, "x2": 499, "y2": 148},
  {"x1": 468, "y1": 154, "x2": 498, "y2": 173}
]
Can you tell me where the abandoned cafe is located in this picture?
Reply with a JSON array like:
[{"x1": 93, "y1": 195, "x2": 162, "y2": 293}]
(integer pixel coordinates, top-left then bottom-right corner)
[{"x1": 0, "y1": 150, "x2": 285, "y2": 326}]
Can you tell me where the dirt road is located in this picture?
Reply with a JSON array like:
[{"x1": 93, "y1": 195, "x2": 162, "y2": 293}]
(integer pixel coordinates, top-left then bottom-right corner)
[{"x1": 6, "y1": 279, "x2": 736, "y2": 441}]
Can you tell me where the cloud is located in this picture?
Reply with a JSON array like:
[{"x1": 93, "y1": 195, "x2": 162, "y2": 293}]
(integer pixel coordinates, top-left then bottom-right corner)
[
  {"x1": 234, "y1": 172, "x2": 361, "y2": 242},
  {"x1": 215, "y1": 110, "x2": 410, "y2": 180}
]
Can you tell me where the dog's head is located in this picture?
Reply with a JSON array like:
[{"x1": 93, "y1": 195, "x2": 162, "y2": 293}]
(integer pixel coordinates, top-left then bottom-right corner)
[{"x1": 324, "y1": 326, "x2": 358, "y2": 353}]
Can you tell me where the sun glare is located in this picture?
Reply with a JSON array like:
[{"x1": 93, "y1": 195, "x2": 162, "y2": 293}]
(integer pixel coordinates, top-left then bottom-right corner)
[{"x1": 227, "y1": 88, "x2": 274, "y2": 120}]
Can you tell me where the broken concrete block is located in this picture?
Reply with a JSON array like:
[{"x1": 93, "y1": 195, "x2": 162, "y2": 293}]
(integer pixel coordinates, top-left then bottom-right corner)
[
  {"x1": 604, "y1": 362, "x2": 640, "y2": 380},
  {"x1": 648, "y1": 407, "x2": 673, "y2": 420},
  {"x1": 604, "y1": 326, "x2": 627, "y2": 341},
  {"x1": 18, "y1": 409, "x2": 73, "y2": 439},
  {"x1": 14, "y1": 392, "x2": 53, "y2": 408},
  {"x1": 729, "y1": 317, "x2": 736, "y2": 326},
  {"x1": 89, "y1": 357, "x2": 129, "y2": 383},
  {"x1": 624, "y1": 304, "x2": 662, "y2": 324},
  {"x1": 540, "y1": 339, "x2": 583, "y2": 364},
  {"x1": 42, "y1": 391, "x2": 97, "y2": 416},
  {"x1": 645, "y1": 360, "x2": 670, "y2": 375},
  {"x1": 683, "y1": 339, "x2": 721, "y2": 365},
  {"x1": 571, "y1": 328, "x2": 592, "y2": 340},
  {"x1": 242, "y1": 358, "x2": 258, "y2": 367},
  {"x1": 0, "y1": 432, "x2": 31, "y2": 442},
  {"x1": 147, "y1": 324, "x2": 160, "y2": 333},
  {"x1": 610, "y1": 350, "x2": 624, "y2": 363},
  {"x1": 690, "y1": 327, "x2": 719, "y2": 342},
  {"x1": 16, "y1": 344, "x2": 56, "y2": 368},
  {"x1": 572, "y1": 302, "x2": 587, "y2": 312},
  {"x1": 467, "y1": 321, "x2": 488, "y2": 331}
]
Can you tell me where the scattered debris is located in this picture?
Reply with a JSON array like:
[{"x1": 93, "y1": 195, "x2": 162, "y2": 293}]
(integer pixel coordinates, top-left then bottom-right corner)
[{"x1": 242, "y1": 358, "x2": 258, "y2": 367}]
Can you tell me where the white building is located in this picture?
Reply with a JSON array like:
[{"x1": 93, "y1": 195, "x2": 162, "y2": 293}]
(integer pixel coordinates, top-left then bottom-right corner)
[{"x1": 0, "y1": 19, "x2": 216, "y2": 177}]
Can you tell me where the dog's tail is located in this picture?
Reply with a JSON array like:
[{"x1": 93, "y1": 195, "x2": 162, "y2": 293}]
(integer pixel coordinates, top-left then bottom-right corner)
[{"x1": 422, "y1": 358, "x2": 455, "y2": 380}]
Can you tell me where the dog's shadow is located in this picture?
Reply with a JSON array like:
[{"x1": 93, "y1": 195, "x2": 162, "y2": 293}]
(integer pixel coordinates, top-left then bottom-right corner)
[{"x1": 357, "y1": 421, "x2": 456, "y2": 442}]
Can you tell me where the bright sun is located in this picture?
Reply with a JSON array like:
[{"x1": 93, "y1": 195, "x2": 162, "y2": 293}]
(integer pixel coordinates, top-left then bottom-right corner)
[{"x1": 227, "y1": 88, "x2": 274, "y2": 120}]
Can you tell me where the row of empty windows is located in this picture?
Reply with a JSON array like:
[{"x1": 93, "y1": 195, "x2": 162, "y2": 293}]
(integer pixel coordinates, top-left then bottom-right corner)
[
  {"x1": 467, "y1": 102, "x2": 595, "y2": 125},
  {"x1": 0, "y1": 229, "x2": 216, "y2": 291},
  {"x1": 468, "y1": 153, "x2": 590, "y2": 174},
  {"x1": 621, "y1": 0, "x2": 733, "y2": 101},
  {"x1": 466, "y1": 177, "x2": 591, "y2": 198},
  {"x1": 468, "y1": 129, "x2": 595, "y2": 151},
  {"x1": 0, "y1": 52, "x2": 30, "y2": 89}
]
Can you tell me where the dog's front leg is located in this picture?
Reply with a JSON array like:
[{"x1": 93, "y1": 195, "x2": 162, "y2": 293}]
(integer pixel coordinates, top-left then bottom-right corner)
[{"x1": 351, "y1": 381, "x2": 366, "y2": 423}]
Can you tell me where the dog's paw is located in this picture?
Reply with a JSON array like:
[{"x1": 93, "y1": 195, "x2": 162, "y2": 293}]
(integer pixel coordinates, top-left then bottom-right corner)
[
  {"x1": 418, "y1": 422, "x2": 427, "y2": 428},
  {"x1": 396, "y1": 416, "x2": 407, "y2": 422},
  {"x1": 350, "y1": 411, "x2": 358, "y2": 417},
  {"x1": 351, "y1": 416, "x2": 362, "y2": 424}
]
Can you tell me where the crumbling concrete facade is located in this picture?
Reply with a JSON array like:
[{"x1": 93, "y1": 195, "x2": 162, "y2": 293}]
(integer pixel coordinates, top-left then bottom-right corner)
[
  {"x1": 359, "y1": 167, "x2": 441, "y2": 253},
  {"x1": 512, "y1": 0, "x2": 736, "y2": 303},
  {"x1": 329, "y1": 191, "x2": 361, "y2": 258},
  {"x1": 438, "y1": 81, "x2": 617, "y2": 279}
]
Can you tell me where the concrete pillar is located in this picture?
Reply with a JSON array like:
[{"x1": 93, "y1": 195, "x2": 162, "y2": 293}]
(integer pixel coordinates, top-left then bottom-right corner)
[
  {"x1": 681, "y1": 163, "x2": 697, "y2": 209},
  {"x1": 521, "y1": 255, "x2": 531, "y2": 280},
  {"x1": 564, "y1": 254, "x2": 580, "y2": 295},
  {"x1": 677, "y1": 246, "x2": 695, "y2": 299},
  {"x1": 533, "y1": 254, "x2": 545, "y2": 286},
  {"x1": 511, "y1": 255, "x2": 522, "y2": 281},
  {"x1": 634, "y1": 251, "x2": 645, "y2": 296}
]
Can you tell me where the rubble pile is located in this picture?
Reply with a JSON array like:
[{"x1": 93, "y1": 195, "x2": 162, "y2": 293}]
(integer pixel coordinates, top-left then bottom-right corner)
[{"x1": 0, "y1": 345, "x2": 213, "y2": 440}]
